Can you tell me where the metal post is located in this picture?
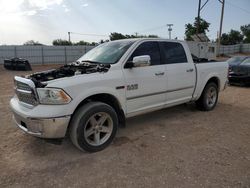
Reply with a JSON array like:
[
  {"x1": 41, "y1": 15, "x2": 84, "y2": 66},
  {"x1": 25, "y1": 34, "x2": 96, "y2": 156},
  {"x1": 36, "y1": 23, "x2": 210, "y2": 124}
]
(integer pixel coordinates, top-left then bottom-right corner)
[
  {"x1": 68, "y1": 32, "x2": 71, "y2": 43},
  {"x1": 41, "y1": 46, "x2": 44, "y2": 65},
  {"x1": 14, "y1": 46, "x2": 17, "y2": 58},
  {"x1": 217, "y1": 0, "x2": 225, "y2": 57},
  {"x1": 64, "y1": 46, "x2": 67, "y2": 64}
]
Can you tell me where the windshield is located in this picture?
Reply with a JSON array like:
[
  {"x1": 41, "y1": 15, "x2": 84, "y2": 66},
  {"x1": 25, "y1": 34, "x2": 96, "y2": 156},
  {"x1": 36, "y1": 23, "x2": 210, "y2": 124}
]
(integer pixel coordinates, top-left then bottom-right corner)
[
  {"x1": 78, "y1": 40, "x2": 134, "y2": 64},
  {"x1": 227, "y1": 56, "x2": 247, "y2": 66},
  {"x1": 241, "y1": 58, "x2": 250, "y2": 66}
]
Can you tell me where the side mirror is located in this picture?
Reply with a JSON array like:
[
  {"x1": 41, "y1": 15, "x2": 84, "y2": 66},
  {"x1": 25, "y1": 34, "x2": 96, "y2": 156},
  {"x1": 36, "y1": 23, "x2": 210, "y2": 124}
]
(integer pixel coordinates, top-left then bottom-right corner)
[
  {"x1": 132, "y1": 55, "x2": 151, "y2": 67},
  {"x1": 125, "y1": 55, "x2": 151, "y2": 68}
]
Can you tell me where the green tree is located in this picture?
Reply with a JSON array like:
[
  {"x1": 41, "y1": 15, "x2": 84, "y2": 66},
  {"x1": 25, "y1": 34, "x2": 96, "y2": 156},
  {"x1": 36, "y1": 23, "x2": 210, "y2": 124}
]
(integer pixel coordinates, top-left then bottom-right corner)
[
  {"x1": 109, "y1": 32, "x2": 158, "y2": 41},
  {"x1": 74, "y1": 40, "x2": 90, "y2": 45},
  {"x1": 99, "y1": 39, "x2": 109, "y2": 44},
  {"x1": 240, "y1": 24, "x2": 250, "y2": 43},
  {"x1": 52, "y1": 39, "x2": 72, "y2": 46},
  {"x1": 91, "y1": 42, "x2": 98, "y2": 46},
  {"x1": 23, "y1": 40, "x2": 43, "y2": 45},
  {"x1": 220, "y1": 30, "x2": 244, "y2": 45},
  {"x1": 185, "y1": 17, "x2": 210, "y2": 41},
  {"x1": 148, "y1": 35, "x2": 159, "y2": 38},
  {"x1": 109, "y1": 32, "x2": 127, "y2": 41}
]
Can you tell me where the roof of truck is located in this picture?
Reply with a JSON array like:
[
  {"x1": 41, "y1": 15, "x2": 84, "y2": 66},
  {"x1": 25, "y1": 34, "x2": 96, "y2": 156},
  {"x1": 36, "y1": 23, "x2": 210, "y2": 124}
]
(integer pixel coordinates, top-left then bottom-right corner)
[{"x1": 111, "y1": 38, "x2": 184, "y2": 43}]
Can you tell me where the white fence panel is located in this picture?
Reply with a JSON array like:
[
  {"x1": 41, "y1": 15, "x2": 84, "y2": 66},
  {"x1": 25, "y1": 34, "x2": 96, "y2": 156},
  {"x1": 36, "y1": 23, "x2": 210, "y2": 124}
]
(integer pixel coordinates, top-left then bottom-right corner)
[
  {"x1": 219, "y1": 43, "x2": 250, "y2": 55},
  {"x1": 0, "y1": 45, "x2": 95, "y2": 64},
  {"x1": 241, "y1": 43, "x2": 250, "y2": 53},
  {"x1": 219, "y1": 44, "x2": 241, "y2": 55}
]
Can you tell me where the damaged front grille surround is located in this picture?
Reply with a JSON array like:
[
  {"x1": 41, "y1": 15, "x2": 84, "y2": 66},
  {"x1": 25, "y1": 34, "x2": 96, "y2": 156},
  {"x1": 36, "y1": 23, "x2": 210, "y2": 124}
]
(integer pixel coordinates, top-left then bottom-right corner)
[{"x1": 14, "y1": 76, "x2": 39, "y2": 107}]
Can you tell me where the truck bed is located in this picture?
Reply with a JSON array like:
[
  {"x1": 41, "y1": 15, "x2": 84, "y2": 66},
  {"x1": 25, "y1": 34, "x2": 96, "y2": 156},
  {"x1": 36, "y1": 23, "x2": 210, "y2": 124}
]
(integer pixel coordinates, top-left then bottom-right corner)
[{"x1": 193, "y1": 61, "x2": 228, "y2": 100}]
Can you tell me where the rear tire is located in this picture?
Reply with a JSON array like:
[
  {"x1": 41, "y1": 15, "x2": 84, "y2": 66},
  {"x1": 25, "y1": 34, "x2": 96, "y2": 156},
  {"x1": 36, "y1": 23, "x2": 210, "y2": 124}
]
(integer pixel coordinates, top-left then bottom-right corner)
[
  {"x1": 196, "y1": 82, "x2": 218, "y2": 111},
  {"x1": 70, "y1": 102, "x2": 118, "y2": 152}
]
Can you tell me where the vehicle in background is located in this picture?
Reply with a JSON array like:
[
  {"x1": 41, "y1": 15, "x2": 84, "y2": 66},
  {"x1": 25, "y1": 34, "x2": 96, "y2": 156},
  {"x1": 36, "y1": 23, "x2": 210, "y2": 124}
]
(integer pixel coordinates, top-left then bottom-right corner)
[
  {"x1": 228, "y1": 56, "x2": 250, "y2": 85},
  {"x1": 4, "y1": 57, "x2": 32, "y2": 71},
  {"x1": 10, "y1": 39, "x2": 228, "y2": 152}
]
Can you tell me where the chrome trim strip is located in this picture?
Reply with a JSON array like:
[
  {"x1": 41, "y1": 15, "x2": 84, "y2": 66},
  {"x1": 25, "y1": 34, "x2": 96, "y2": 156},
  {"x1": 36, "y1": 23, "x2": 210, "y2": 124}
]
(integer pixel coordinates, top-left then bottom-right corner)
[
  {"x1": 127, "y1": 86, "x2": 194, "y2": 100},
  {"x1": 166, "y1": 86, "x2": 194, "y2": 93},
  {"x1": 16, "y1": 88, "x2": 32, "y2": 94},
  {"x1": 28, "y1": 115, "x2": 71, "y2": 120}
]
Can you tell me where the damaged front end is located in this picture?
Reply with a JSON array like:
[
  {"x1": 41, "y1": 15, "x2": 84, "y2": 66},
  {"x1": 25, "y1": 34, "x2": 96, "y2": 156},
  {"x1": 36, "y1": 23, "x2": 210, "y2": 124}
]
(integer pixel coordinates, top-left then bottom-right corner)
[
  {"x1": 13, "y1": 62, "x2": 111, "y2": 107},
  {"x1": 27, "y1": 61, "x2": 111, "y2": 87}
]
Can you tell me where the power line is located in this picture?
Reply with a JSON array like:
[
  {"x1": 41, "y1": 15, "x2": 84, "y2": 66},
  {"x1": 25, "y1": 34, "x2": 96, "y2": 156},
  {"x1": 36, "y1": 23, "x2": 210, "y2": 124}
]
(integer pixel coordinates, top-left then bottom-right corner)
[
  {"x1": 200, "y1": 0, "x2": 210, "y2": 11},
  {"x1": 69, "y1": 32, "x2": 109, "y2": 37},
  {"x1": 137, "y1": 25, "x2": 166, "y2": 34},
  {"x1": 226, "y1": 0, "x2": 250, "y2": 15}
]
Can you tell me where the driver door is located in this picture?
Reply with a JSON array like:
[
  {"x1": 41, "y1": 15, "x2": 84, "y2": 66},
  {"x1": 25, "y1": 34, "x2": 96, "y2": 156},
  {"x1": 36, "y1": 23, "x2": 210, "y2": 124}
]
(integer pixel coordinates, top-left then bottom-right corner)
[{"x1": 123, "y1": 41, "x2": 167, "y2": 116}]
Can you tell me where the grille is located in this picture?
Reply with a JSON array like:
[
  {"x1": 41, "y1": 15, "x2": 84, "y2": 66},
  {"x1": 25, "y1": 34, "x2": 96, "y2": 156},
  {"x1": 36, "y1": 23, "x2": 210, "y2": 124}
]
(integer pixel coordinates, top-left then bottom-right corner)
[
  {"x1": 16, "y1": 81, "x2": 31, "y2": 91},
  {"x1": 15, "y1": 80, "x2": 38, "y2": 106}
]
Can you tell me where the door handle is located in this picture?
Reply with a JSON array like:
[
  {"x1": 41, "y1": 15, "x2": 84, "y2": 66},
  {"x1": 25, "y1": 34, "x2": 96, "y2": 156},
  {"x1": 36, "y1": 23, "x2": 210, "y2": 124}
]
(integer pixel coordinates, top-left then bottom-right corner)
[
  {"x1": 186, "y1": 68, "x2": 194, "y2": 72},
  {"x1": 155, "y1": 72, "x2": 165, "y2": 76}
]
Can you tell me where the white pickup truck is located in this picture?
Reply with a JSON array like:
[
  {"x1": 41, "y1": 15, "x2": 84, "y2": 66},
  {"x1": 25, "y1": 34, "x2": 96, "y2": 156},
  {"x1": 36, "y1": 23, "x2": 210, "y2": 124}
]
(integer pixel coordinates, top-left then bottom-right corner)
[{"x1": 10, "y1": 39, "x2": 228, "y2": 152}]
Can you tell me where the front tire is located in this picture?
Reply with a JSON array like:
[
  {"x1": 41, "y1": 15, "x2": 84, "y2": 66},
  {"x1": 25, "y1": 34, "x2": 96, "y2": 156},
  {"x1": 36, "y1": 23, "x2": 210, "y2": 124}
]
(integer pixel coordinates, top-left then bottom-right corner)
[
  {"x1": 70, "y1": 102, "x2": 118, "y2": 152},
  {"x1": 196, "y1": 82, "x2": 218, "y2": 111}
]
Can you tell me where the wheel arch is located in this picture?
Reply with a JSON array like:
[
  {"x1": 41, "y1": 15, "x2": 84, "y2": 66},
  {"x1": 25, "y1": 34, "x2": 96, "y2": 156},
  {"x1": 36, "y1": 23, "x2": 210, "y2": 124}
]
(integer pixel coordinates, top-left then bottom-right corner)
[
  {"x1": 195, "y1": 76, "x2": 220, "y2": 100},
  {"x1": 206, "y1": 76, "x2": 220, "y2": 90},
  {"x1": 70, "y1": 93, "x2": 126, "y2": 128}
]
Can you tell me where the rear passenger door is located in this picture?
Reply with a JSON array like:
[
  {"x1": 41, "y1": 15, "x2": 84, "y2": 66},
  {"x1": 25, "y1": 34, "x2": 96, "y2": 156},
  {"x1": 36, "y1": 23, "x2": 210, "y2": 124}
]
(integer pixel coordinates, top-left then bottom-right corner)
[{"x1": 160, "y1": 42, "x2": 196, "y2": 105}]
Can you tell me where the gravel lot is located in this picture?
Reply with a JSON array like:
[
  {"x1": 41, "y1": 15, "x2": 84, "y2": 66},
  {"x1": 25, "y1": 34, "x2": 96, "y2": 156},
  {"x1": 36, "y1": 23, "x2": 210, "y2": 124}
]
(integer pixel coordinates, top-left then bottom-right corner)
[{"x1": 0, "y1": 65, "x2": 250, "y2": 188}]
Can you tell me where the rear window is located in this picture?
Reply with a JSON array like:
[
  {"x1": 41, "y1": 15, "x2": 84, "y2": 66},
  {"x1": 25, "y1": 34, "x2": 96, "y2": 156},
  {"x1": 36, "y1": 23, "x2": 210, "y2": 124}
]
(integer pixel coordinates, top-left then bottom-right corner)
[{"x1": 161, "y1": 42, "x2": 187, "y2": 64}]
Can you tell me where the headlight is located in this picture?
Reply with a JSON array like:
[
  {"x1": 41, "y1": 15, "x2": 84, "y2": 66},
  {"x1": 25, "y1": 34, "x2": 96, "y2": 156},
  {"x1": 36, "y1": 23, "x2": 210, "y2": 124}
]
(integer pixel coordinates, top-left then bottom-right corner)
[{"x1": 37, "y1": 88, "x2": 72, "y2": 104}]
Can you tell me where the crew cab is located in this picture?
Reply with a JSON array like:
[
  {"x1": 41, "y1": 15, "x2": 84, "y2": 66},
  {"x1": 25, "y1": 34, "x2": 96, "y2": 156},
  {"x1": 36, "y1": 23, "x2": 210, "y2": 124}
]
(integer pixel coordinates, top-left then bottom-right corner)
[{"x1": 10, "y1": 39, "x2": 228, "y2": 152}]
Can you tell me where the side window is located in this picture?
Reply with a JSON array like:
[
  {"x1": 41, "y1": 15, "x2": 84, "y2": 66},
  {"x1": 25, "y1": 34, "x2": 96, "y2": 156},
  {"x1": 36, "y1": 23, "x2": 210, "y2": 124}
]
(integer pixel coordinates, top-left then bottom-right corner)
[
  {"x1": 129, "y1": 42, "x2": 161, "y2": 66},
  {"x1": 161, "y1": 42, "x2": 187, "y2": 64}
]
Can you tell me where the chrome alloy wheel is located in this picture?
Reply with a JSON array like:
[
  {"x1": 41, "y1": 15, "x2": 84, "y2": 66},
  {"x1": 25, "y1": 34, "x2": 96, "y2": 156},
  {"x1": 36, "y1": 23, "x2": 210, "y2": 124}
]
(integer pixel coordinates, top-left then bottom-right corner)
[
  {"x1": 206, "y1": 86, "x2": 217, "y2": 108},
  {"x1": 84, "y1": 112, "x2": 113, "y2": 146}
]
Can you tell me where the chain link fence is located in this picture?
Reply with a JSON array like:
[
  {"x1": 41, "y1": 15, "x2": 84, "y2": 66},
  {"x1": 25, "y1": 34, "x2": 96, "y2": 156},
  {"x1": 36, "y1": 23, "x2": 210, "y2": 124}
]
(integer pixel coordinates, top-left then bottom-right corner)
[{"x1": 0, "y1": 45, "x2": 95, "y2": 64}]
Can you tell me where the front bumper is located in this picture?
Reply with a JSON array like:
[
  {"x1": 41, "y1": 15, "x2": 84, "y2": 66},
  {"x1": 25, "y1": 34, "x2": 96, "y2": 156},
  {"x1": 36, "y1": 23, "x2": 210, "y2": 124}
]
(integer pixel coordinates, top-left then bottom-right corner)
[
  {"x1": 12, "y1": 112, "x2": 70, "y2": 138},
  {"x1": 228, "y1": 75, "x2": 250, "y2": 84},
  {"x1": 10, "y1": 97, "x2": 71, "y2": 138}
]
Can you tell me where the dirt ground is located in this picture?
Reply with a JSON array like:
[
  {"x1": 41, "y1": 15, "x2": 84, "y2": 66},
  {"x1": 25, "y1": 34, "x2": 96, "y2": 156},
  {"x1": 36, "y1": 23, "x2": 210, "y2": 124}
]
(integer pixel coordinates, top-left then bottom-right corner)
[{"x1": 0, "y1": 64, "x2": 250, "y2": 188}]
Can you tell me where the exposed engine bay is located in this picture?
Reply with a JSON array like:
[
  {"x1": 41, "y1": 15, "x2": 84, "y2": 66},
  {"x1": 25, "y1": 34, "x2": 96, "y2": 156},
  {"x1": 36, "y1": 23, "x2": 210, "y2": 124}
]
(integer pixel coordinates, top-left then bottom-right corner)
[{"x1": 27, "y1": 62, "x2": 111, "y2": 87}]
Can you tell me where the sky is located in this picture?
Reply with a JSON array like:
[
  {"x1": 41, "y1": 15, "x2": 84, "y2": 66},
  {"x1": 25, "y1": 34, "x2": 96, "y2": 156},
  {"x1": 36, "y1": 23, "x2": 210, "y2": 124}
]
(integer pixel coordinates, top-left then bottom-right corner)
[{"x1": 0, "y1": 0, "x2": 249, "y2": 45}]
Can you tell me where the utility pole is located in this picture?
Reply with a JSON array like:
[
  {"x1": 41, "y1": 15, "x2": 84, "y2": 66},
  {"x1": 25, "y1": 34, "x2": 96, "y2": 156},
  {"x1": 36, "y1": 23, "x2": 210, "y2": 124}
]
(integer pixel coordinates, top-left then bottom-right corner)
[
  {"x1": 68, "y1": 32, "x2": 71, "y2": 43},
  {"x1": 196, "y1": 0, "x2": 210, "y2": 34},
  {"x1": 166, "y1": 24, "x2": 173, "y2": 39},
  {"x1": 217, "y1": 0, "x2": 225, "y2": 56},
  {"x1": 197, "y1": 0, "x2": 201, "y2": 34}
]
